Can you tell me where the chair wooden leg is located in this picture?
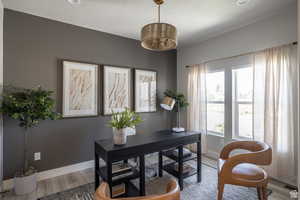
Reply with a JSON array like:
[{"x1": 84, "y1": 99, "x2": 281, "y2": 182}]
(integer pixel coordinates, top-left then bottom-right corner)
[
  {"x1": 257, "y1": 187, "x2": 262, "y2": 200},
  {"x1": 217, "y1": 183, "x2": 224, "y2": 200},
  {"x1": 262, "y1": 186, "x2": 268, "y2": 200}
]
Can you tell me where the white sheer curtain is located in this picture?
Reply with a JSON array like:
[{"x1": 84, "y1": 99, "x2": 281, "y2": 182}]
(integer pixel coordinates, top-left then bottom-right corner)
[
  {"x1": 187, "y1": 64, "x2": 208, "y2": 154},
  {"x1": 253, "y1": 44, "x2": 298, "y2": 181},
  {"x1": 186, "y1": 44, "x2": 297, "y2": 182}
]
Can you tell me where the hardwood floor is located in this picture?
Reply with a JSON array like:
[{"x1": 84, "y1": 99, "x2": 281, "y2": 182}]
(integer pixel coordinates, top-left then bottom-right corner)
[
  {"x1": 1, "y1": 157, "x2": 290, "y2": 200},
  {"x1": 1, "y1": 169, "x2": 94, "y2": 200}
]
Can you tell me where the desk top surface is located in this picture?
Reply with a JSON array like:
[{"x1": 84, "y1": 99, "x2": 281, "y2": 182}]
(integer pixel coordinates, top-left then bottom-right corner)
[{"x1": 95, "y1": 130, "x2": 201, "y2": 153}]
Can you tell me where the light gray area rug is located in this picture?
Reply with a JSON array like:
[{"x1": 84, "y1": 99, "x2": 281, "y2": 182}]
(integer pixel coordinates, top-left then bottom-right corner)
[{"x1": 40, "y1": 163, "x2": 269, "y2": 200}]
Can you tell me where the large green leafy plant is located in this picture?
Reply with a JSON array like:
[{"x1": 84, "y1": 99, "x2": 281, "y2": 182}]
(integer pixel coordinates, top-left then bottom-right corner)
[
  {"x1": 0, "y1": 86, "x2": 61, "y2": 175},
  {"x1": 109, "y1": 108, "x2": 142, "y2": 130},
  {"x1": 164, "y1": 89, "x2": 189, "y2": 112}
]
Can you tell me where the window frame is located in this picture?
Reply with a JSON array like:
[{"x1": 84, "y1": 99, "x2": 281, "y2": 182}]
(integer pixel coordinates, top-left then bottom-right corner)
[
  {"x1": 206, "y1": 63, "x2": 254, "y2": 140},
  {"x1": 232, "y1": 65, "x2": 253, "y2": 140},
  {"x1": 206, "y1": 70, "x2": 225, "y2": 137}
]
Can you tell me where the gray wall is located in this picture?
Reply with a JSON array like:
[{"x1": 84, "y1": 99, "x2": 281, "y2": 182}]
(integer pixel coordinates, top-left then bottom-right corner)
[
  {"x1": 0, "y1": 0, "x2": 3, "y2": 190},
  {"x1": 3, "y1": 9, "x2": 177, "y2": 179}
]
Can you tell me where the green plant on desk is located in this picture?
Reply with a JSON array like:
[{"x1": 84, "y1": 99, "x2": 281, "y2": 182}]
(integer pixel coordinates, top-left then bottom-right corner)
[
  {"x1": 109, "y1": 108, "x2": 142, "y2": 130},
  {"x1": 109, "y1": 108, "x2": 142, "y2": 145},
  {"x1": 164, "y1": 89, "x2": 189, "y2": 112}
]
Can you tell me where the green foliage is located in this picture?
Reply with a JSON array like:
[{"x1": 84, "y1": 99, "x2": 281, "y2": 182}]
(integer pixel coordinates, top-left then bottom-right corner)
[
  {"x1": 164, "y1": 89, "x2": 189, "y2": 111},
  {"x1": 109, "y1": 108, "x2": 142, "y2": 130},
  {"x1": 216, "y1": 123, "x2": 224, "y2": 133},
  {"x1": 0, "y1": 86, "x2": 61, "y2": 129}
]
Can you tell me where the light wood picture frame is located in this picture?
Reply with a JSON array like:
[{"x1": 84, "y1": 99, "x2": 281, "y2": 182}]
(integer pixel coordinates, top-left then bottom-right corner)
[
  {"x1": 103, "y1": 65, "x2": 131, "y2": 115},
  {"x1": 134, "y1": 69, "x2": 157, "y2": 113},
  {"x1": 62, "y1": 60, "x2": 98, "y2": 118}
]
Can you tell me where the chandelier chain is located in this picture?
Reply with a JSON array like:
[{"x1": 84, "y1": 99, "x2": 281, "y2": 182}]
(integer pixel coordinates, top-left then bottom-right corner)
[{"x1": 158, "y1": 5, "x2": 160, "y2": 23}]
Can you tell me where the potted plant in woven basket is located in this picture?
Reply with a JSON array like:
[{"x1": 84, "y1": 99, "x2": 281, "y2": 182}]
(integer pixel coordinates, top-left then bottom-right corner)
[
  {"x1": 109, "y1": 108, "x2": 142, "y2": 145},
  {"x1": 0, "y1": 86, "x2": 61, "y2": 195}
]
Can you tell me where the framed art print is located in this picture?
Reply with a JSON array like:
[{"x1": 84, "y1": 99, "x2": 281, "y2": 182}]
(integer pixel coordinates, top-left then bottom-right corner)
[
  {"x1": 103, "y1": 66, "x2": 131, "y2": 115},
  {"x1": 62, "y1": 60, "x2": 98, "y2": 118},
  {"x1": 134, "y1": 69, "x2": 157, "y2": 112}
]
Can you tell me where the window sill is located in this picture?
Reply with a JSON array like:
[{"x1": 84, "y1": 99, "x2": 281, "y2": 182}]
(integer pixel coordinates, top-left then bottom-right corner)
[
  {"x1": 232, "y1": 136, "x2": 253, "y2": 141},
  {"x1": 207, "y1": 131, "x2": 224, "y2": 138}
]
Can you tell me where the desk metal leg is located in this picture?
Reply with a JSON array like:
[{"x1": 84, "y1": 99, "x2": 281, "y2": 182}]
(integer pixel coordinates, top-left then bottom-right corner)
[
  {"x1": 139, "y1": 155, "x2": 146, "y2": 196},
  {"x1": 159, "y1": 151, "x2": 163, "y2": 177},
  {"x1": 197, "y1": 141, "x2": 202, "y2": 183},
  {"x1": 178, "y1": 145, "x2": 183, "y2": 190},
  {"x1": 106, "y1": 161, "x2": 113, "y2": 197},
  {"x1": 94, "y1": 152, "x2": 100, "y2": 190}
]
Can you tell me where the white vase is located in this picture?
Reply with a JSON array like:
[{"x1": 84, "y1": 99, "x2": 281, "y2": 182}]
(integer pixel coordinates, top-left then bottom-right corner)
[
  {"x1": 113, "y1": 128, "x2": 127, "y2": 145},
  {"x1": 14, "y1": 173, "x2": 37, "y2": 195}
]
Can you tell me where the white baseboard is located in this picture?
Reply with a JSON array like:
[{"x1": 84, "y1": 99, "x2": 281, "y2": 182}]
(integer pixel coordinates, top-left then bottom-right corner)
[{"x1": 3, "y1": 160, "x2": 94, "y2": 191}]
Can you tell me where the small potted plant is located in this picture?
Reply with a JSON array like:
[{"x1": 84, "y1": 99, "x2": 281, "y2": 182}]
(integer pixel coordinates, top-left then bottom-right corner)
[
  {"x1": 109, "y1": 108, "x2": 142, "y2": 145},
  {"x1": 0, "y1": 86, "x2": 61, "y2": 195},
  {"x1": 163, "y1": 90, "x2": 189, "y2": 132}
]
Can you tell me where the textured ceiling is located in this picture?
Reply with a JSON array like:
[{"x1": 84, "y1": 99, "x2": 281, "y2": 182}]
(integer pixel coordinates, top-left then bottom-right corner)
[{"x1": 3, "y1": 0, "x2": 297, "y2": 47}]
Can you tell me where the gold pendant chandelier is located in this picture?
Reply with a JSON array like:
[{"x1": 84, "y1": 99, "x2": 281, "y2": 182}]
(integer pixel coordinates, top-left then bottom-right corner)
[{"x1": 141, "y1": 0, "x2": 177, "y2": 51}]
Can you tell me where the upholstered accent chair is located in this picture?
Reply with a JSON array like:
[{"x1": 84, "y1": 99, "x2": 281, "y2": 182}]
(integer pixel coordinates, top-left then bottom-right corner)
[
  {"x1": 217, "y1": 141, "x2": 272, "y2": 200},
  {"x1": 95, "y1": 179, "x2": 180, "y2": 200}
]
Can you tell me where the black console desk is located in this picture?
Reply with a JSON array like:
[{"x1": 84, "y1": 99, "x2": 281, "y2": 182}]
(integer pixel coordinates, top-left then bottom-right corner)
[{"x1": 94, "y1": 130, "x2": 201, "y2": 197}]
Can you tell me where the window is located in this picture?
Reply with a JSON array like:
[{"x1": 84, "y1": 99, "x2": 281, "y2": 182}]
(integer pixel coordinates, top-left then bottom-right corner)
[
  {"x1": 206, "y1": 63, "x2": 253, "y2": 140},
  {"x1": 206, "y1": 71, "x2": 225, "y2": 136},
  {"x1": 232, "y1": 67, "x2": 253, "y2": 139}
]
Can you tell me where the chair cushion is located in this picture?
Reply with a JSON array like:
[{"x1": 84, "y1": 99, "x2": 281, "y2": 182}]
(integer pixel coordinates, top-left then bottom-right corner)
[{"x1": 218, "y1": 159, "x2": 265, "y2": 181}]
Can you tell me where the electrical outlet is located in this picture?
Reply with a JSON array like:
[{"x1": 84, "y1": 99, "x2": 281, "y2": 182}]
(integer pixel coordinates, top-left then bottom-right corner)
[{"x1": 34, "y1": 152, "x2": 41, "y2": 161}]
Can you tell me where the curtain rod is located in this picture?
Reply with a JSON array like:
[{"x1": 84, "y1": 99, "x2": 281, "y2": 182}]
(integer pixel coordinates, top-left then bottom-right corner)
[{"x1": 185, "y1": 41, "x2": 298, "y2": 68}]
